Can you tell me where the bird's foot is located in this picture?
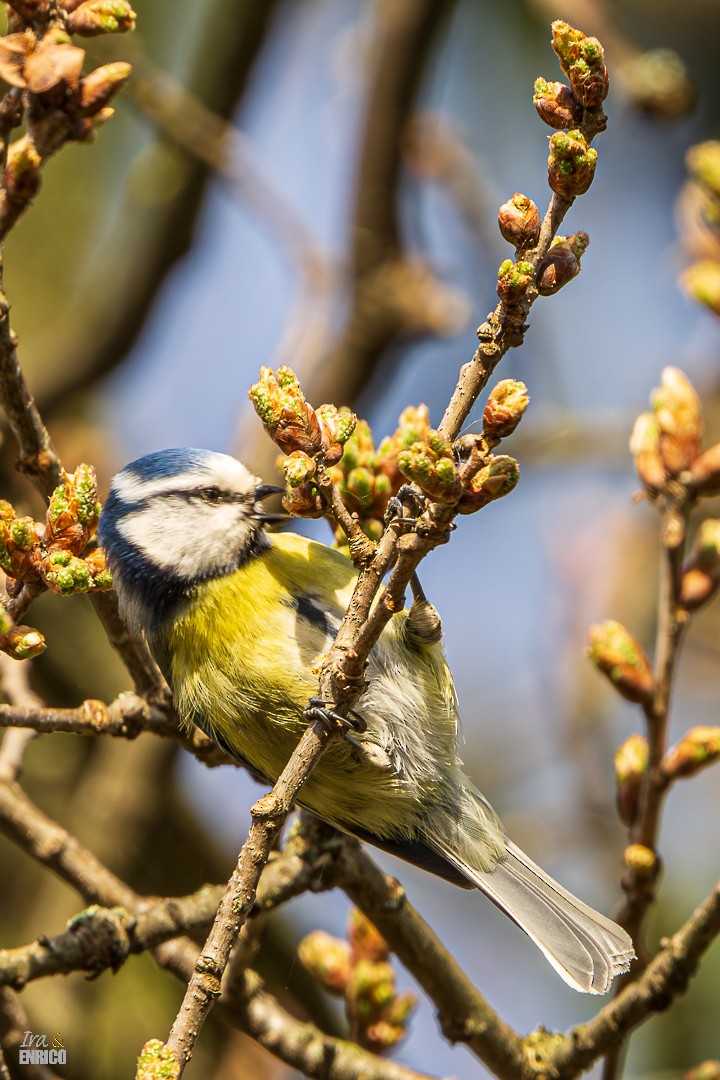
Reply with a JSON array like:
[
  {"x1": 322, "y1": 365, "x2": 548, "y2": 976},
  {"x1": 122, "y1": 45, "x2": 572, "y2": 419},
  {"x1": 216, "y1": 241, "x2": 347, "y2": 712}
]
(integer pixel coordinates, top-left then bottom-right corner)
[
  {"x1": 384, "y1": 485, "x2": 427, "y2": 529},
  {"x1": 304, "y1": 697, "x2": 367, "y2": 734}
]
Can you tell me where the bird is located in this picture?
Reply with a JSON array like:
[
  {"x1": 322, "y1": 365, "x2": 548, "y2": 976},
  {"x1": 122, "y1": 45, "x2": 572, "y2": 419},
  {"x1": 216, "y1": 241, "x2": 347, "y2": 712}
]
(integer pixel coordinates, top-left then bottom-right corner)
[{"x1": 97, "y1": 447, "x2": 635, "y2": 994}]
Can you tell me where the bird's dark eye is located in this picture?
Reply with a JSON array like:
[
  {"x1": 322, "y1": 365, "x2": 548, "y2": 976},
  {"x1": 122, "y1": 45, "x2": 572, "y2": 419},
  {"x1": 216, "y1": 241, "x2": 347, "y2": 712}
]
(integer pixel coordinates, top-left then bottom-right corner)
[{"x1": 199, "y1": 486, "x2": 223, "y2": 505}]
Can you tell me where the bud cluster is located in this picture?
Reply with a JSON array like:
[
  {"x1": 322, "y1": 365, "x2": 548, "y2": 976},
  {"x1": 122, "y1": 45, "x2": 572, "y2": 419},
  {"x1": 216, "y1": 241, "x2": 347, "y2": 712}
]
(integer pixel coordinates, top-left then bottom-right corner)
[
  {"x1": 496, "y1": 258, "x2": 535, "y2": 310},
  {"x1": 249, "y1": 366, "x2": 357, "y2": 519},
  {"x1": 0, "y1": 1, "x2": 134, "y2": 224},
  {"x1": 532, "y1": 22, "x2": 608, "y2": 205},
  {"x1": 397, "y1": 428, "x2": 460, "y2": 503},
  {"x1": 249, "y1": 366, "x2": 356, "y2": 465},
  {"x1": 298, "y1": 908, "x2": 416, "y2": 1053},
  {"x1": 547, "y1": 129, "x2": 597, "y2": 199},
  {"x1": 587, "y1": 620, "x2": 655, "y2": 705},
  {"x1": 631, "y1": 367, "x2": 720, "y2": 501},
  {"x1": 0, "y1": 465, "x2": 111, "y2": 610},
  {"x1": 550, "y1": 20, "x2": 609, "y2": 109},
  {"x1": 326, "y1": 419, "x2": 398, "y2": 543}
]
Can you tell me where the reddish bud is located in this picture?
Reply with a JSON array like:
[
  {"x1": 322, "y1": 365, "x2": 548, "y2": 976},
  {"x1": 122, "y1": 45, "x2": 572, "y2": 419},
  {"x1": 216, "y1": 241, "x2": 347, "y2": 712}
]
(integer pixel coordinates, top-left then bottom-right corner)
[
  {"x1": 497, "y1": 193, "x2": 541, "y2": 249},
  {"x1": 551, "y1": 20, "x2": 609, "y2": 108},
  {"x1": 651, "y1": 366, "x2": 702, "y2": 475},
  {"x1": 547, "y1": 129, "x2": 597, "y2": 198},
  {"x1": 537, "y1": 232, "x2": 588, "y2": 295},
  {"x1": 533, "y1": 78, "x2": 583, "y2": 130},
  {"x1": 71, "y1": 61, "x2": 132, "y2": 117},
  {"x1": 496, "y1": 259, "x2": 535, "y2": 304},
  {"x1": 680, "y1": 519, "x2": 720, "y2": 611},
  {"x1": 483, "y1": 379, "x2": 529, "y2": 440},
  {"x1": 67, "y1": 0, "x2": 136, "y2": 35}
]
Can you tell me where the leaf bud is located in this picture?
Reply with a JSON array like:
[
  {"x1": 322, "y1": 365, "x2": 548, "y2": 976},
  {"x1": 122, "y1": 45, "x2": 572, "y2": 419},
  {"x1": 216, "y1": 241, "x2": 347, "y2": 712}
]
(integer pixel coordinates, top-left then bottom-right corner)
[
  {"x1": 348, "y1": 908, "x2": 388, "y2": 964},
  {"x1": 683, "y1": 1061, "x2": 720, "y2": 1080},
  {"x1": 249, "y1": 366, "x2": 323, "y2": 458},
  {"x1": 298, "y1": 930, "x2": 352, "y2": 995},
  {"x1": 547, "y1": 129, "x2": 597, "y2": 198},
  {"x1": 496, "y1": 259, "x2": 535, "y2": 304},
  {"x1": 686, "y1": 140, "x2": 720, "y2": 200},
  {"x1": 680, "y1": 519, "x2": 720, "y2": 611},
  {"x1": 457, "y1": 455, "x2": 519, "y2": 514},
  {"x1": 4, "y1": 140, "x2": 41, "y2": 206},
  {"x1": 347, "y1": 958, "x2": 395, "y2": 1017},
  {"x1": 537, "y1": 231, "x2": 589, "y2": 295},
  {"x1": 282, "y1": 481, "x2": 324, "y2": 518},
  {"x1": 71, "y1": 61, "x2": 132, "y2": 117},
  {"x1": 67, "y1": 0, "x2": 136, "y2": 35},
  {"x1": 2, "y1": 625, "x2": 45, "y2": 659},
  {"x1": 614, "y1": 733, "x2": 648, "y2": 826},
  {"x1": 497, "y1": 193, "x2": 541, "y2": 249},
  {"x1": 682, "y1": 259, "x2": 720, "y2": 319},
  {"x1": 551, "y1": 20, "x2": 609, "y2": 108},
  {"x1": 316, "y1": 403, "x2": 357, "y2": 465},
  {"x1": 533, "y1": 78, "x2": 583, "y2": 130},
  {"x1": 587, "y1": 620, "x2": 655, "y2": 704},
  {"x1": 364, "y1": 991, "x2": 417, "y2": 1052},
  {"x1": 623, "y1": 843, "x2": 658, "y2": 881},
  {"x1": 620, "y1": 49, "x2": 695, "y2": 121},
  {"x1": 651, "y1": 366, "x2": 702, "y2": 475},
  {"x1": 483, "y1": 379, "x2": 530, "y2": 440},
  {"x1": 662, "y1": 726, "x2": 720, "y2": 781},
  {"x1": 629, "y1": 412, "x2": 666, "y2": 494},
  {"x1": 684, "y1": 443, "x2": 720, "y2": 497},
  {"x1": 283, "y1": 450, "x2": 316, "y2": 489},
  {"x1": 397, "y1": 431, "x2": 461, "y2": 503}
]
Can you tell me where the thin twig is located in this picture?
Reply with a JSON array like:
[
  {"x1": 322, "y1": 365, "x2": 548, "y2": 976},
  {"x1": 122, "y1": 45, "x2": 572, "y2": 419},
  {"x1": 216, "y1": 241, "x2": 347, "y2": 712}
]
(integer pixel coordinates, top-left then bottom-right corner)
[
  {"x1": 601, "y1": 492, "x2": 693, "y2": 1080},
  {"x1": 549, "y1": 881, "x2": 720, "y2": 1079},
  {"x1": 162, "y1": 720, "x2": 337, "y2": 1074},
  {"x1": 156, "y1": 937, "x2": 443, "y2": 1080}
]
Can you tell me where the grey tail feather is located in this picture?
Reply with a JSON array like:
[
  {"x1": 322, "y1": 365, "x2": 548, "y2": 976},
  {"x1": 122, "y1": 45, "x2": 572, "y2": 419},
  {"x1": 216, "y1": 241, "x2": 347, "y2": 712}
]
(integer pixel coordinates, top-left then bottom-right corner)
[{"x1": 426, "y1": 831, "x2": 635, "y2": 994}]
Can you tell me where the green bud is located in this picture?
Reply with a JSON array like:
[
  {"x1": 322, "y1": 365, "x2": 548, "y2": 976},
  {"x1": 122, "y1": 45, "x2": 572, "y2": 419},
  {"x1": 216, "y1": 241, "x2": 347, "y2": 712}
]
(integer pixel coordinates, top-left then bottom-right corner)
[
  {"x1": 298, "y1": 931, "x2": 352, "y2": 995},
  {"x1": 9, "y1": 518, "x2": 35, "y2": 550},
  {"x1": 497, "y1": 193, "x2": 541, "y2": 249},
  {"x1": 682, "y1": 260, "x2": 720, "y2": 318},
  {"x1": 346, "y1": 467, "x2": 374, "y2": 503},
  {"x1": 67, "y1": 0, "x2": 136, "y2": 35},
  {"x1": 283, "y1": 451, "x2": 316, "y2": 488},
  {"x1": 588, "y1": 620, "x2": 655, "y2": 704},
  {"x1": 48, "y1": 485, "x2": 71, "y2": 524},
  {"x1": 74, "y1": 464, "x2": 101, "y2": 525},
  {"x1": 48, "y1": 549, "x2": 71, "y2": 567}
]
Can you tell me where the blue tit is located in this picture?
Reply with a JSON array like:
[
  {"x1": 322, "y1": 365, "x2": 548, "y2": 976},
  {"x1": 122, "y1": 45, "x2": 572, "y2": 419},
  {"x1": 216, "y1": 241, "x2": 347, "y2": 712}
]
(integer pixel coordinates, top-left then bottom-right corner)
[{"x1": 98, "y1": 447, "x2": 634, "y2": 994}]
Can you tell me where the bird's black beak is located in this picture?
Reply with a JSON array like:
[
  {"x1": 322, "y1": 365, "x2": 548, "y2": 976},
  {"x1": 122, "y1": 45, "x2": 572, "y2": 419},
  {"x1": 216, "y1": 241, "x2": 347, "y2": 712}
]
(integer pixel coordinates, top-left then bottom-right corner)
[{"x1": 254, "y1": 484, "x2": 290, "y2": 525}]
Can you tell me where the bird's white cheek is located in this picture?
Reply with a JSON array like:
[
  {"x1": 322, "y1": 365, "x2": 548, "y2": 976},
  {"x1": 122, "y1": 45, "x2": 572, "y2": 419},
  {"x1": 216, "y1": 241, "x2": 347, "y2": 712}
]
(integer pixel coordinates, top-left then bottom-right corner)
[{"x1": 118, "y1": 500, "x2": 247, "y2": 578}]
